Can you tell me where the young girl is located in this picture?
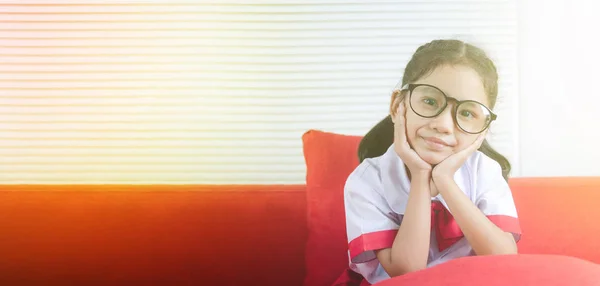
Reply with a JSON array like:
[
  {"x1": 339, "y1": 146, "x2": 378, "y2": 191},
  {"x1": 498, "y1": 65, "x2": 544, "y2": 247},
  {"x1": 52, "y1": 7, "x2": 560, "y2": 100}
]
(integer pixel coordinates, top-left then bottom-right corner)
[{"x1": 344, "y1": 39, "x2": 522, "y2": 285}]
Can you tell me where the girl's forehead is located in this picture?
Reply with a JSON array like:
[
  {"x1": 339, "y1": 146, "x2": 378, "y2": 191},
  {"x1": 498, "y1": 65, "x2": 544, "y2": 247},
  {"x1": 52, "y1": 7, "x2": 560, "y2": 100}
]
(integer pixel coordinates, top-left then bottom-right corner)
[{"x1": 415, "y1": 65, "x2": 489, "y2": 105}]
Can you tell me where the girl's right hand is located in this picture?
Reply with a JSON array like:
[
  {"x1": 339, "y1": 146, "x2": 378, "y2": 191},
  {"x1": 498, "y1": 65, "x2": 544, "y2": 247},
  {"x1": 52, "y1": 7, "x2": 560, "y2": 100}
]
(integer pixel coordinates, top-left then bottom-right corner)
[{"x1": 393, "y1": 101, "x2": 432, "y2": 179}]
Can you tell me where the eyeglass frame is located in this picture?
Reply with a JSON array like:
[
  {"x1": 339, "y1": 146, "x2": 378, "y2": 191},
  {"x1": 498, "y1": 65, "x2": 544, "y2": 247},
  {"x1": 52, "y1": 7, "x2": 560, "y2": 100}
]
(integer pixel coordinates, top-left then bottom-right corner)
[{"x1": 399, "y1": 83, "x2": 497, "y2": 134}]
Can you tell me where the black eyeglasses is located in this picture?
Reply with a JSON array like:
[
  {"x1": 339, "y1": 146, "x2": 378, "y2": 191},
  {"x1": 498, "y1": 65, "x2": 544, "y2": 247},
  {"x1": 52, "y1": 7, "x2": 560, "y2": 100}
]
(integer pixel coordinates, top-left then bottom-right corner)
[{"x1": 400, "y1": 83, "x2": 497, "y2": 134}]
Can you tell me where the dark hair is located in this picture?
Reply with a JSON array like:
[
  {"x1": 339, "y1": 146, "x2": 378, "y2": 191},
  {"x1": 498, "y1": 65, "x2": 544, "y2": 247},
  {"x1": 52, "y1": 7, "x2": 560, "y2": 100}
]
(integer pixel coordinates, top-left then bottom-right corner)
[{"x1": 358, "y1": 39, "x2": 511, "y2": 181}]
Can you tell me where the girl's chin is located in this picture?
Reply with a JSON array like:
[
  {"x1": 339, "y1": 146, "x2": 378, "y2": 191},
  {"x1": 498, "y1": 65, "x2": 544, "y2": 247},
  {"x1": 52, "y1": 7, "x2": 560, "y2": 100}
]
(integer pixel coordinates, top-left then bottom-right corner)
[{"x1": 416, "y1": 149, "x2": 449, "y2": 166}]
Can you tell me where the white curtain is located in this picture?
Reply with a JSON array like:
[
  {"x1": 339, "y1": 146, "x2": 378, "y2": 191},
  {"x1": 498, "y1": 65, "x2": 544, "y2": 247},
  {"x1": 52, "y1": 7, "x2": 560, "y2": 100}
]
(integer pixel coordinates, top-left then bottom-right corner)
[{"x1": 0, "y1": 0, "x2": 519, "y2": 184}]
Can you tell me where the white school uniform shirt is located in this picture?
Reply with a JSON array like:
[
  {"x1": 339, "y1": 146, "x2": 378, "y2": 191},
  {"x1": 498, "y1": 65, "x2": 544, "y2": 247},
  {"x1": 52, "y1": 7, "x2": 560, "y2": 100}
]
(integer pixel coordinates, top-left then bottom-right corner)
[{"x1": 344, "y1": 144, "x2": 521, "y2": 285}]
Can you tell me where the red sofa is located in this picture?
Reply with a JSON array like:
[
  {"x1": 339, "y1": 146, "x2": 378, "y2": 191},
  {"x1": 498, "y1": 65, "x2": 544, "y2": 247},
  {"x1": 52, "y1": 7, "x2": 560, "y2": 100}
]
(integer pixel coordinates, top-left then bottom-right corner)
[
  {"x1": 2, "y1": 131, "x2": 600, "y2": 285},
  {"x1": 2, "y1": 178, "x2": 600, "y2": 286}
]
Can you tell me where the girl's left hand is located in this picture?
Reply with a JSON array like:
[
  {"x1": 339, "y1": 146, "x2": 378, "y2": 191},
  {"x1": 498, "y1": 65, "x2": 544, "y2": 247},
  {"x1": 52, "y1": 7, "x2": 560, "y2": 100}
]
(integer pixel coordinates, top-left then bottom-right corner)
[{"x1": 432, "y1": 131, "x2": 487, "y2": 183}]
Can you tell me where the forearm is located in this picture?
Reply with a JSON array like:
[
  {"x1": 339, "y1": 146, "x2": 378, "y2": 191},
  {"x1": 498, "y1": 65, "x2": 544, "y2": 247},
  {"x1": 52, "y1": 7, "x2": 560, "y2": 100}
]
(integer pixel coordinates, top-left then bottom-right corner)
[
  {"x1": 434, "y1": 176, "x2": 517, "y2": 256},
  {"x1": 385, "y1": 173, "x2": 432, "y2": 275}
]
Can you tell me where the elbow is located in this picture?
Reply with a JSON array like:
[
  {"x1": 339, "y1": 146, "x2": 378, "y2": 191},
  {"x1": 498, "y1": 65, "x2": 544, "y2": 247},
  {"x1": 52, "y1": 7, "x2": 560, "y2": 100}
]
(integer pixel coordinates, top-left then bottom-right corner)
[
  {"x1": 503, "y1": 240, "x2": 518, "y2": 255},
  {"x1": 474, "y1": 245, "x2": 517, "y2": 256},
  {"x1": 377, "y1": 246, "x2": 429, "y2": 277},
  {"x1": 388, "y1": 265, "x2": 427, "y2": 277},
  {"x1": 494, "y1": 232, "x2": 519, "y2": 255},
  {"x1": 473, "y1": 232, "x2": 518, "y2": 256},
  {"x1": 479, "y1": 247, "x2": 517, "y2": 256},
  {"x1": 385, "y1": 260, "x2": 427, "y2": 277},
  {"x1": 475, "y1": 233, "x2": 518, "y2": 256},
  {"x1": 501, "y1": 241, "x2": 519, "y2": 255}
]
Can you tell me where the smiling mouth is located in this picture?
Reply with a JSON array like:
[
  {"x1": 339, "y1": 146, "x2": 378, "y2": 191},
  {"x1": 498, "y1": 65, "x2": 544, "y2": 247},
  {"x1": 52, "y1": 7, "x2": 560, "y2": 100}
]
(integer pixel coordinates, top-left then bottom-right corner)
[{"x1": 422, "y1": 137, "x2": 451, "y2": 151}]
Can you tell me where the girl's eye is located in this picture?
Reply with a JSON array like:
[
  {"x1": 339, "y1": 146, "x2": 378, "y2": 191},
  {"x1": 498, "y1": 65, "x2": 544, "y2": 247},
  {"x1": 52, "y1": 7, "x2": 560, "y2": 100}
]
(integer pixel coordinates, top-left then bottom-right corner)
[
  {"x1": 423, "y1": 98, "x2": 437, "y2": 106},
  {"x1": 460, "y1": 110, "x2": 476, "y2": 118}
]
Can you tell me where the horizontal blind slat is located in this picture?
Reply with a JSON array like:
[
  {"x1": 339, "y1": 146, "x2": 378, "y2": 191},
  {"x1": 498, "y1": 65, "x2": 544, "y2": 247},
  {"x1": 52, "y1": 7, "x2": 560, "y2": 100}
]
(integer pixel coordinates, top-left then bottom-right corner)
[{"x1": 1, "y1": 1, "x2": 519, "y2": 184}]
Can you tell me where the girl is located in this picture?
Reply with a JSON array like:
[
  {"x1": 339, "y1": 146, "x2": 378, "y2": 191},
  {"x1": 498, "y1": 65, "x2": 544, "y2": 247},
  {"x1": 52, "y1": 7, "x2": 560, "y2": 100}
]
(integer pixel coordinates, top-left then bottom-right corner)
[{"x1": 343, "y1": 39, "x2": 522, "y2": 285}]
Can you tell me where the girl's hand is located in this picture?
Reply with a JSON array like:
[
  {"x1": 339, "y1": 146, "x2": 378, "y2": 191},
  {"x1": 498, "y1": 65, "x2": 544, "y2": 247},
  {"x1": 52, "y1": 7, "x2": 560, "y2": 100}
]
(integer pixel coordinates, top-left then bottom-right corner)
[
  {"x1": 393, "y1": 101, "x2": 432, "y2": 179},
  {"x1": 432, "y1": 131, "x2": 487, "y2": 183}
]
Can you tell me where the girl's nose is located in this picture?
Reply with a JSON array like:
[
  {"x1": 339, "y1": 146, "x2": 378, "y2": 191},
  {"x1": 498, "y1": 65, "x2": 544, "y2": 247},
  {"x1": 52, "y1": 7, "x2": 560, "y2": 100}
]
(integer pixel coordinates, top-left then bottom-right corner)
[{"x1": 428, "y1": 106, "x2": 454, "y2": 134}]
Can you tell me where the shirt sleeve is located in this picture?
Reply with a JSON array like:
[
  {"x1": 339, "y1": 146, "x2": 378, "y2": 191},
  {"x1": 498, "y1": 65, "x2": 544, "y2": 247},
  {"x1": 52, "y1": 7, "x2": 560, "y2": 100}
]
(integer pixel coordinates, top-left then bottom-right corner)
[
  {"x1": 344, "y1": 163, "x2": 401, "y2": 265},
  {"x1": 474, "y1": 153, "x2": 522, "y2": 242}
]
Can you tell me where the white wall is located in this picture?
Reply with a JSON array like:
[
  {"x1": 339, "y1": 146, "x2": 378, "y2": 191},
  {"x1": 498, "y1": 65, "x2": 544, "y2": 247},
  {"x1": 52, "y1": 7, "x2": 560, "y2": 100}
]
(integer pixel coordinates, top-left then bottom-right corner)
[{"x1": 518, "y1": 0, "x2": 600, "y2": 176}]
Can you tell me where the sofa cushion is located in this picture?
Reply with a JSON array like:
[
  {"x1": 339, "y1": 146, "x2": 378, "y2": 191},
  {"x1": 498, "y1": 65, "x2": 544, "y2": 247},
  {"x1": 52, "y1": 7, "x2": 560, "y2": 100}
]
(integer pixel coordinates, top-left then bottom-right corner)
[
  {"x1": 375, "y1": 254, "x2": 600, "y2": 286},
  {"x1": 302, "y1": 130, "x2": 363, "y2": 286}
]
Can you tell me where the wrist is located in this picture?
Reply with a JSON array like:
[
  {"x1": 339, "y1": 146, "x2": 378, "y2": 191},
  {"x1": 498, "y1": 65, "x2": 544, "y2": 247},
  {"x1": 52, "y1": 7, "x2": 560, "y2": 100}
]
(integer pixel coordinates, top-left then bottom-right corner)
[
  {"x1": 432, "y1": 174, "x2": 454, "y2": 189},
  {"x1": 411, "y1": 171, "x2": 431, "y2": 184},
  {"x1": 431, "y1": 168, "x2": 452, "y2": 182}
]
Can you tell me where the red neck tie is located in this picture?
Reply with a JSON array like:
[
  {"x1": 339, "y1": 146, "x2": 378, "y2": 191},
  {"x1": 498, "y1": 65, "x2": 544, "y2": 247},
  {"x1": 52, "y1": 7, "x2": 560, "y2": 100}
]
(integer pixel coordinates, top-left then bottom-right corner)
[{"x1": 431, "y1": 201, "x2": 464, "y2": 252}]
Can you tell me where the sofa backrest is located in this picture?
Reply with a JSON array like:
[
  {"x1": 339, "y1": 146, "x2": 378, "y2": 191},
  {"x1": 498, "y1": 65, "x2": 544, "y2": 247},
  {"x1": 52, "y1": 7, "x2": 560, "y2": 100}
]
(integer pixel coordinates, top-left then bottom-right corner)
[
  {"x1": 2, "y1": 177, "x2": 600, "y2": 286},
  {"x1": 510, "y1": 177, "x2": 600, "y2": 263}
]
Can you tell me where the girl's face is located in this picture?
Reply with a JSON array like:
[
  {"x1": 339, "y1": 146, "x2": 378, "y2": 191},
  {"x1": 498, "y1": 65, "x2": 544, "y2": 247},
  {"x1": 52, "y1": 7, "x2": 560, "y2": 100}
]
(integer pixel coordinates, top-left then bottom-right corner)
[{"x1": 394, "y1": 65, "x2": 490, "y2": 165}]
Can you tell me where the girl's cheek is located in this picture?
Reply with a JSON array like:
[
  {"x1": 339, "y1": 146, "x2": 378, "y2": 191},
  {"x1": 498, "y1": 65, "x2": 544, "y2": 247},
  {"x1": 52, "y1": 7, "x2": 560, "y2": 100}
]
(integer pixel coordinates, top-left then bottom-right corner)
[{"x1": 455, "y1": 135, "x2": 476, "y2": 151}]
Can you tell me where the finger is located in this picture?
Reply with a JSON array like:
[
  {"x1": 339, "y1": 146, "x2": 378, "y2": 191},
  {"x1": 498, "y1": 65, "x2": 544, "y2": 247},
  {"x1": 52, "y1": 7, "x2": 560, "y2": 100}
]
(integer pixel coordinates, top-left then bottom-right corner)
[
  {"x1": 394, "y1": 105, "x2": 406, "y2": 140},
  {"x1": 398, "y1": 104, "x2": 412, "y2": 149},
  {"x1": 394, "y1": 89, "x2": 405, "y2": 103},
  {"x1": 393, "y1": 106, "x2": 413, "y2": 159},
  {"x1": 474, "y1": 130, "x2": 488, "y2": 149},
  {"x1": 462, "y1": 131, "x2": 488, "y2": 156}
]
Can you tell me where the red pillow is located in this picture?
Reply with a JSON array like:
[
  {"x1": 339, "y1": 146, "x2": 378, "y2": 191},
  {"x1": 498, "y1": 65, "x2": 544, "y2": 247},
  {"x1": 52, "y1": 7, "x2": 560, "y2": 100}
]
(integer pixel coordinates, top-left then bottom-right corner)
[
  {"x1": 375, "y1": 254, "x2": 600, "y2": 286},
  {"x1": 302, "y1": 130, "x2": 363, "y2": 286}
]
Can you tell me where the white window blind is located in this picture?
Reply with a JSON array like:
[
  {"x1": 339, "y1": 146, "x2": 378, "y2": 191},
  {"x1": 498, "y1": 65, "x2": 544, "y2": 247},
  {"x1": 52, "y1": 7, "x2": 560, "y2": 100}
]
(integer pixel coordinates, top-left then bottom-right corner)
[{"x1": 0, "y1": 1, "x2": 519, "y2": 184}]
